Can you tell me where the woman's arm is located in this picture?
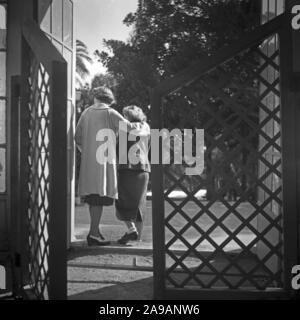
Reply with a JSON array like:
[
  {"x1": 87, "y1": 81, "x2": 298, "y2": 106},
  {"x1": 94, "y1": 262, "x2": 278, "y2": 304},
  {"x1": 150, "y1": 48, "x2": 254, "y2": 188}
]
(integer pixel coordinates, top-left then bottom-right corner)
[{"x1": 109, "y1": 108, "x2": 142, "y2": 132}]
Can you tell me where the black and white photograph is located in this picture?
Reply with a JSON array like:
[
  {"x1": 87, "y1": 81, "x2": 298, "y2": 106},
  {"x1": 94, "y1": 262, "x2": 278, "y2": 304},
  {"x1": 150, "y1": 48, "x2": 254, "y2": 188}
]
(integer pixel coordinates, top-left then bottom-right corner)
[{"x1": 0, "y1": 0, "x2": 300, "y2": 306}]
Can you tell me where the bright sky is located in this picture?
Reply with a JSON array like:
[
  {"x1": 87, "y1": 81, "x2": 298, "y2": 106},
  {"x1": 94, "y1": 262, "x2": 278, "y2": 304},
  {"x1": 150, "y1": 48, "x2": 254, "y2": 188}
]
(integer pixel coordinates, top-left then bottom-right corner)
[{"x1": 74, "y1": 0, "x2": 138, "y2": 83}]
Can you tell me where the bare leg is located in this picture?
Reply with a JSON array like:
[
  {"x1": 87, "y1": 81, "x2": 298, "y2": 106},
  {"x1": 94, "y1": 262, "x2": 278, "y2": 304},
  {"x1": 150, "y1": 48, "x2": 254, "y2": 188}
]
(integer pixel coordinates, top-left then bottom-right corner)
[
  {"x1": 136, "y1": 221, "x2": 143, "y2": 241},
  {"x1": 89, "y1": 205, "x2": 103, "y2": 237},
  {"x1": 124, "y1": 220, "x2": 136, "y2": 232},
  {"x1": 117, "y1": 220, "x2": 138, "y2": 244},
  {"x1": 136, "y1": 208, "x2": 143, "y2": 241}
]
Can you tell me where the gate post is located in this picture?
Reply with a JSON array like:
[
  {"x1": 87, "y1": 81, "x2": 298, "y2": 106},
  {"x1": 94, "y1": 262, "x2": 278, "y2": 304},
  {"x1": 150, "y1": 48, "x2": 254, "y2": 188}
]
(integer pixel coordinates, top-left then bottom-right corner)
[
  {"x1": 150, "y1": 89, "x2": 166, "y2": 299},
  {"x1": 10, "y1": 75, "x2": 22, "y2": 297},
  {"x1": 288, "y1": 0, "x2": 300, "y2": 297},
  {"x1": 19, "y1": 35, "x2": 31, "y2": 289},
  {"x1": 48, "y1": 61, "x2": 67, "y2": 300},
  {"x1": 279, "y1": 2, "x2": 300, "y2": 297}
]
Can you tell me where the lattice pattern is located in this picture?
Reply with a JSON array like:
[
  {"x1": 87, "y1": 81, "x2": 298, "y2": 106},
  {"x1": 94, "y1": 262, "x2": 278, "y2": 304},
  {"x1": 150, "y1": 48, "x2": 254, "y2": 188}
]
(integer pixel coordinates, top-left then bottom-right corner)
[
  {"x1": 26, "y1": 53, "x2": 51, "y2": 299},
  {"x1": 162, "y1": 34, "x2": 283, "y2": 290}
]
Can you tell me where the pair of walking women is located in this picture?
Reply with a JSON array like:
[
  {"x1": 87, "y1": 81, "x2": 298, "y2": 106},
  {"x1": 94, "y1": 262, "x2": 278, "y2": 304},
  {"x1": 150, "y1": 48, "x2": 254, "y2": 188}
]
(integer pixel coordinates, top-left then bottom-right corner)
[{"x1": 75, "y1": 86, "x2": 150, "y2": 246}]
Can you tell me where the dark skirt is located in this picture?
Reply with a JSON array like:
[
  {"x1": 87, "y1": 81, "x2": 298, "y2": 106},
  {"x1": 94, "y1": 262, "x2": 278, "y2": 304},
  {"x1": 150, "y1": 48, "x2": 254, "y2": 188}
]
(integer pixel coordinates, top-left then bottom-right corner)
[
  {"x1": 115, "y1": 170, "x2": 149, "y2": 222},
  {"x1": 84, "y1": 194, "x2": 114, "y2": 206}
]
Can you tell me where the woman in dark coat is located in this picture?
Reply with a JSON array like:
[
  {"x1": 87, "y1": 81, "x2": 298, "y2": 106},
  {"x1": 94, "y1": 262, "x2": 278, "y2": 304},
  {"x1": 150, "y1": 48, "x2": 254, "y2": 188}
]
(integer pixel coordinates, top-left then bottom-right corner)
[{"x1": 116, "y1": 106, "x2": 151, "y2": 244}]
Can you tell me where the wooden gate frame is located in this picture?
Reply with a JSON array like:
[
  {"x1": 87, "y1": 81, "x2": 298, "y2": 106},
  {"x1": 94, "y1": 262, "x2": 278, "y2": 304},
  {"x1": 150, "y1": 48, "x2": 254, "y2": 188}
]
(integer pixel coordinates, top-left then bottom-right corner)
[
  {"x1": 11, "y1": 19, "x2": 68, "y2": 300},
  {"x1": 150, "y1": 11, "x2": 300, "y2": 300}
]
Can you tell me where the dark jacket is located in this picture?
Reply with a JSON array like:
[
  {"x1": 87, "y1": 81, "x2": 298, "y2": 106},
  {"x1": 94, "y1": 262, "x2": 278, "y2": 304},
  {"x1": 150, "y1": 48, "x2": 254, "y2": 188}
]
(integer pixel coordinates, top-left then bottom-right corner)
[{"x1": 117, "y1": 122, "x2": 151, "y2": 173}]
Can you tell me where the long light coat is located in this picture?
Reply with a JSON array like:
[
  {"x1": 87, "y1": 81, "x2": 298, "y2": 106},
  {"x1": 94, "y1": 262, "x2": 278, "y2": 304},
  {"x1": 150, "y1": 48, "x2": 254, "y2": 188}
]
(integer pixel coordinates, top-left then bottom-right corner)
[{"x1": 75, "y1": 103, "x2": 141, "y2": 199}]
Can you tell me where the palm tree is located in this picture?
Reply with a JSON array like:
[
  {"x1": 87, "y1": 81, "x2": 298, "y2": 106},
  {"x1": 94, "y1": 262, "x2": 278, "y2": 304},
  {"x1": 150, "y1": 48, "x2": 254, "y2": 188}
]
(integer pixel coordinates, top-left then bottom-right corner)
[{"x1": 76, "y1": 39, "x2": 92, "y2": 88}]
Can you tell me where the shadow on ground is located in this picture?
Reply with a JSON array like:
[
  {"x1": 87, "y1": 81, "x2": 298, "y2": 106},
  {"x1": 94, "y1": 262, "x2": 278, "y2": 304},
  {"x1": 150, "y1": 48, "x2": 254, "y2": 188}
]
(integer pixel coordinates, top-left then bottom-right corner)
[
  {"x1": 68, "y1": 246, "x2": 154, "y2": 300},
  {"x1": 68, "y1": 276, "x2": 153, "y2": 300}
]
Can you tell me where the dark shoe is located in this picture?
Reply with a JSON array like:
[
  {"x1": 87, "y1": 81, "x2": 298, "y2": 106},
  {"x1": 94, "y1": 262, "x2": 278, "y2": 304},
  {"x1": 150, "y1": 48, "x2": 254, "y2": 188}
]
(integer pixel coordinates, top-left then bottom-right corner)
[
  {"x1": 87, "y1": 234, "x2": 110, "y2": 246},
  {"x1": 117, "y1": 231, "x2": 138, "y2": 245}
]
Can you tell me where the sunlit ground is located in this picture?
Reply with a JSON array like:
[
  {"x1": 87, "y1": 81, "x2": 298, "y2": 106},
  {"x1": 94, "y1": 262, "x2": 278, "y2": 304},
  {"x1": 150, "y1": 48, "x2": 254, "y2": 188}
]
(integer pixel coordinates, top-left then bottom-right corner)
[{"x1": 74, "y1": 196, "x2": 258, "y2": 251}]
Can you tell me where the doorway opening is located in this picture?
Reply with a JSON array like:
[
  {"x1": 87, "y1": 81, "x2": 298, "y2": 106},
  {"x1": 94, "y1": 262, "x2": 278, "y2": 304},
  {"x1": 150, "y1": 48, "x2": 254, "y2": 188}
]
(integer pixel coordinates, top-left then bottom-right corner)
[{"x1": 68, "y1": 0, "x2": 154, "y2": 300}]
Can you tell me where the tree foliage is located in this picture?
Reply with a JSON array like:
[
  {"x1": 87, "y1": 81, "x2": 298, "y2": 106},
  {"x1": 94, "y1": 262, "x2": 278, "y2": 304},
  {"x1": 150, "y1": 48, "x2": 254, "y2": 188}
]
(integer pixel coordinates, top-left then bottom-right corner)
[
  {"x1": 76, "y1": 39, "x2": 93, "y2": 88},
  {"x1": 95, "y1": 0, "x2": 260, "y2": 112}
]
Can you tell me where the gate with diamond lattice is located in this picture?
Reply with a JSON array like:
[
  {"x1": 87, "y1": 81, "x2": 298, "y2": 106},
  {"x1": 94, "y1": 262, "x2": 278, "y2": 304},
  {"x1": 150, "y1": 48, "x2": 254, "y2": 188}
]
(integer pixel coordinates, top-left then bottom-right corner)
[
  {"x1": 11, "y1": 19, "x2": 68, "y2": 300},
  {"x1": 150, "y1": 12, "x2": 300, "y2": 299}
]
